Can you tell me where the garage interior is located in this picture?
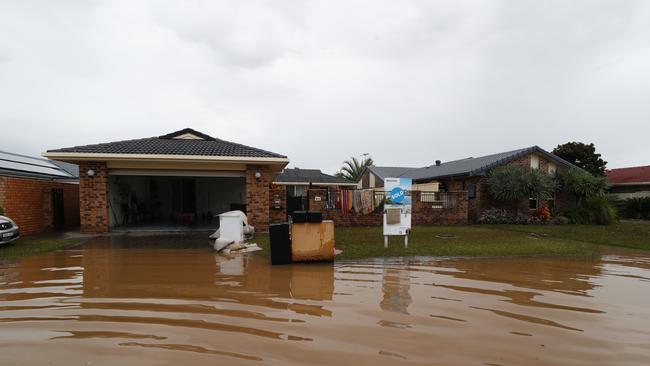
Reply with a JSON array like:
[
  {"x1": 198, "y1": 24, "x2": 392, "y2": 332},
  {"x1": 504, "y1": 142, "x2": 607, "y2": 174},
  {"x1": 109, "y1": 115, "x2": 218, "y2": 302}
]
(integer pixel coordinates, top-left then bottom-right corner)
[{"x1": 108, "y1": 173, "x2": 246, "y2": 230}]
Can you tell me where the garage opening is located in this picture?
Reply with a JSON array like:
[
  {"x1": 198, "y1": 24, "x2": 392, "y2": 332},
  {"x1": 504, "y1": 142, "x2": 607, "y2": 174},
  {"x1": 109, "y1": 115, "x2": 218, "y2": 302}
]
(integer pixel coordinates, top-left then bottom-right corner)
[{"x1": 108, "y1": 173, "x2": 246, "y2": 231}]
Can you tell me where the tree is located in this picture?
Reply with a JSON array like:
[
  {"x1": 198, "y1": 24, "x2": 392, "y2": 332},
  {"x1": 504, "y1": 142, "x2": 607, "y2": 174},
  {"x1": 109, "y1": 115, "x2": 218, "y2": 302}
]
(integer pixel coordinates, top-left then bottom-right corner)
[
  {"x1": 487, "y1": 166, "x2": 557, "y2": 212},
  {"x1": 553, "y1": 142, "x2": 607, "y2": 176},
  {"x1": 554, "y1": 168, "x2": 608, "y2": 203},
  {"x1": 335, "y1": 155, "x2": 374, "y2": 182}
]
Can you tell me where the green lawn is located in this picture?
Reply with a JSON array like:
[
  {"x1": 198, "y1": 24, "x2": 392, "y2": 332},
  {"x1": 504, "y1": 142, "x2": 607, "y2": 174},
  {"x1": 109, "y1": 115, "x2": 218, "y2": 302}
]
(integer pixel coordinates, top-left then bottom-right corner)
[
  {"x1": 490, "y1": 222, "x2": 650, "y2": 251},
  {"x1": 0, "y1": 238, "x2": 82, "y2": 260},
  {"x1": 254, "y1": 225, "x2": 602, "y2": 260}
]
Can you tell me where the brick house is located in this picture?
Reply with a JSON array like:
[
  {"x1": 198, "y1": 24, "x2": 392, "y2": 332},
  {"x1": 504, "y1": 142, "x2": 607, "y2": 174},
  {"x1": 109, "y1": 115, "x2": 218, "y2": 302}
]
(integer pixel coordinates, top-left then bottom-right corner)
[
  {"x1": 606, "y1": 165, "x2": 650, "y2": 200},
  {"x1": 270, "y1": 168, "x2": 357, "y2": 222},
  {"x1": 359, "y1": 146, "x2": 581, "y2": 221},
  {"x1": 0, "y1": 151, "x2": 80, "y2": 236},
  {"x1": 43, "y1": 128, "x2": 288, "y2": 233}
]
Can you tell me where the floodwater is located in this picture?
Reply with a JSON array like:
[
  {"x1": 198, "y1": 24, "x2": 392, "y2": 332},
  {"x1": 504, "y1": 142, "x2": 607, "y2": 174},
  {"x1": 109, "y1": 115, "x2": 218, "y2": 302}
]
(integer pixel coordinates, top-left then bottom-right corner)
[{"x1": 1, "y1": 235, "x2": 649, "y2": 366}]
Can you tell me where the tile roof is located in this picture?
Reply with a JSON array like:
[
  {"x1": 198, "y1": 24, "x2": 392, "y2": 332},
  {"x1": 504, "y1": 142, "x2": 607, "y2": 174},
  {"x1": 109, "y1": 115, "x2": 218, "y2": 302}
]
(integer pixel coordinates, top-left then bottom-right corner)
[
  {"x1": 46, "y1": 128, "x2": 287, "y2": 159},
  {"x1": 366, "y1": 166, "x2": 418, "y2": 181},
  {"x1": 367, "y1": 146, "x2": 581, "y2": 182},
  {"x1": 606, "y1": 165, "x2": 650, "y2": 185},
  {"x1": 0, "y1": 151, "x2": 78, "y2": 180},
  {"x1": 274, "y1": 168, "x2": 355, "y2": 185},
  {"x1": 404, "y1": 146, "x2": 581, "y2": 181}
]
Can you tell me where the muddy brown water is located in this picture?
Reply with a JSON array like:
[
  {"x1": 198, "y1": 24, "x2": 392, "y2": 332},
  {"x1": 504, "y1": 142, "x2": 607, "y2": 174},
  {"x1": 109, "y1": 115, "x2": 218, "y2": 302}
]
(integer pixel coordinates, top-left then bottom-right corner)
[{"x1": 1, "y1": 235, "x2": 649, "y2": 365}]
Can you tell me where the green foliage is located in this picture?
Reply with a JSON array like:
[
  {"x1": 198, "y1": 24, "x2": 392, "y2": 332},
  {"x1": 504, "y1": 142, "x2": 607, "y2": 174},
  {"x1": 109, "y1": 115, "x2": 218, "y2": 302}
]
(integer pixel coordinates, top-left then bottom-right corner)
[
  {"x1": 558, "y1": 196, "x2": 617, "y2": 225},
  {"x1": 553, "y1": 142, "x2": 607, "y2": 176},
  {"x1": 335, "y1": 155, "x2": 374, "y2": 182},
  {"x1": 0, "y1": 206, "x2": 4, "y2": 216},
  {"x1": 487, "y1": 166, "x2": 557, "y2": 202},
  {"x1": 622, "y1": 197, "x2": 650, "y2": 220},
  {"x1": 554, "y1": 168, "x2": 608, "y2": 200}
]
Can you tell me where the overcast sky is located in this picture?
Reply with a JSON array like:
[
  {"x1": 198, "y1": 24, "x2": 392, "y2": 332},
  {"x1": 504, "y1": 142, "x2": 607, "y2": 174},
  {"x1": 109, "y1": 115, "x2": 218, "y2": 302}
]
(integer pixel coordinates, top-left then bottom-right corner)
[{"x1": 1, "y1": 1, "x2": 649, "y2": 174}]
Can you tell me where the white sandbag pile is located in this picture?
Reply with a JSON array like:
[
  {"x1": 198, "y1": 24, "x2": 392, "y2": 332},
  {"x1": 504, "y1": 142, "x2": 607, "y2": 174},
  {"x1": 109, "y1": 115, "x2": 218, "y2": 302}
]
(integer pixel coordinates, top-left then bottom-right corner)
[{"x1": 210, "y1": 210, "x2": 261, "y2": 255}]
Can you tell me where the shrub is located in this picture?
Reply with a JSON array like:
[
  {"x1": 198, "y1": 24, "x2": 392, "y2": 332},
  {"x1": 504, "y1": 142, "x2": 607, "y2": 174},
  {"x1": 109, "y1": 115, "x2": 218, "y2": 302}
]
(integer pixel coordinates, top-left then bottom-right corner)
[
  {"x1": 0, "y1": 206, "x2": 3, "y2": 215},
  {"x1": 477, "y1": 208, "x2": 515, "y2": 224},
  {"x1": 488, "y1": 166, "x2": 557, "y2": 202},
  {"x1": 533, "y1": 204, "x2": 552, "y2": 221},
  {"x1": 622, "y1": 197, "x2": 650, "y2": 220},
  {"x1": 558, "y1": 196, "x2": 617, "y2": 225},
  {"x1": 477, "y1": 208, "x2": 542, "y2": 225},
  {"x1": 551, "y1": 216, "x2": 571, "y2": 225},
  {"x1": 555, "y1": 169, "x2": 608, "y2": 201}
]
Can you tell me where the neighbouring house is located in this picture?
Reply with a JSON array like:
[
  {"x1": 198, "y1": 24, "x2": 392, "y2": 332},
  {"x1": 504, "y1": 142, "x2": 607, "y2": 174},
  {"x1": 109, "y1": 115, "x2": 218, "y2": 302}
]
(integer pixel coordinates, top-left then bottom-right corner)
[
  {"x1": 357, "y1": 166, "x2": 418, "y2": 190},
  {"x1": 0, "y1": 151, "x2": 80, "y2": 235},
  {"x1": 360, "y1": 146, "x2": 581, "y2": 221},
  {"x1": 43, "y1": 128, "x2": 288, "y2": 233},
  {"x1": 606, "y1": 165, "x2": 650, "y2": 200},
  {"x1": 270, "y1": 168, "x2": 357, "y2": 221}
]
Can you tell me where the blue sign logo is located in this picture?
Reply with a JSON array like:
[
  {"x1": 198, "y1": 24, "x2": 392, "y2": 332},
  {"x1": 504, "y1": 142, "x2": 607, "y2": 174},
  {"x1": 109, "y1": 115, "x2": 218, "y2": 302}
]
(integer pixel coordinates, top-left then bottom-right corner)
[{"x1": 390, "y1": 187, "x2": 405, "y2": 203}]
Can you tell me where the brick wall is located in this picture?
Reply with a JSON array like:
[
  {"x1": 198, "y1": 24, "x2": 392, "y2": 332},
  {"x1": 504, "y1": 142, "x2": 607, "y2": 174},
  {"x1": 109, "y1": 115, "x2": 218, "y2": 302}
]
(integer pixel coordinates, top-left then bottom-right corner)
[
  {"x1": 0, "y1": 176, "x2": 80, "y2": 236},
  {"x1": 246, "y1": 165, "x2": 271, "y2": 232},
  {"x1": 269, "y1": 183, "x2": 287, "y2": 224},
  {"x1": 79, "y1": 162, "x2": 109, "y2": 233},
  {"x1": 411, "y1": 191, "x2": 469, "y2": 225},
  {"x1": 266, "y1": 188, "x2": 470, "y2": 227}
]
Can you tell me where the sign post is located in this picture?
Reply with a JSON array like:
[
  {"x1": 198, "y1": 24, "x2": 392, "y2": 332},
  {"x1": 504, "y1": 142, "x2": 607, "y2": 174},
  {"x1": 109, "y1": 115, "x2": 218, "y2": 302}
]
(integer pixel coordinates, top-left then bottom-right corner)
[{"x1": 382, "y1": 177, "x2": 412, "y2": 248}]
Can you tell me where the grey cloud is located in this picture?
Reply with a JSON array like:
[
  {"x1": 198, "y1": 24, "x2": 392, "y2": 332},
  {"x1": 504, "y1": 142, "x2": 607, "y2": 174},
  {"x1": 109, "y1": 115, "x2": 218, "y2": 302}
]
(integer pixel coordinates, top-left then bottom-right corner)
[{"x1": 1, "y1": 0, "x2": 649, "y2": 173}]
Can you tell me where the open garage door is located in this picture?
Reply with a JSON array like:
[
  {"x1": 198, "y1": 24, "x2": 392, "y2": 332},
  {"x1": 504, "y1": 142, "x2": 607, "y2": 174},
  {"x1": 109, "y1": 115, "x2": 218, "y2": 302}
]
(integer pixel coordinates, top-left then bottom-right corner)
[{"x1": 107, "y1": 171, "x2": 246, "y2": 230}]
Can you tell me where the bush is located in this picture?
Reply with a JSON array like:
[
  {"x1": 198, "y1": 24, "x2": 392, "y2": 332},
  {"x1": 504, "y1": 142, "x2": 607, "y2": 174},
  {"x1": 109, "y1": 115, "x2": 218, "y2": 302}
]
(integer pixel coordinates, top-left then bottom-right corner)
[
  {"x1": 555, "y1": 169, "x2": 607, "y2": 200},
  {"x1": 477, "y1": 208, "x2": 546, "y2": 225},
  {"x1": 477, "y1": 208, "x2": 515, "y2": 224},
  {"x1": 622, "y1": 197, "x2": 650, "y2": 220},
  {"x1": 558, "y1": 196, "x2": 617, "y2": 225},
  {"x1": 487, "y1": 166, "x2": 557, "y2": 202},
  {"x1": 551, "y1": 216, "x2": 571, "y2": 225},
  {"x1": 0, "y1": 206, "x2": 3, "y2": 215}
]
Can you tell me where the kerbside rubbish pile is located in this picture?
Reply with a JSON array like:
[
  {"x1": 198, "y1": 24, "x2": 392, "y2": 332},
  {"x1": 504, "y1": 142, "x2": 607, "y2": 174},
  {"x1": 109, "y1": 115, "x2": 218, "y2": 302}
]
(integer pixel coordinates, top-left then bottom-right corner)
[{"x1": 209, "y1": 210, "x2": 262, "y2": 255}]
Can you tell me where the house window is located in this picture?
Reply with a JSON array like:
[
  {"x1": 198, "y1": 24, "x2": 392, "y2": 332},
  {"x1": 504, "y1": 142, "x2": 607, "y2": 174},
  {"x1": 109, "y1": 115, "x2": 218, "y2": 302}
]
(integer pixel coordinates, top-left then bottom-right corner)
[
  {"x1": 467, "y1": 183, "x2": 476, "y2": 199},
  {"x1": 289, "y1": 185, "x2": 307, "y2": 197},
  {"x1": 530, "y1": 154, "x2": 540, "y2": 170},
  {"x1": 548, "y1": 162, "x2": 557, "y2": 175},
  {"x1": 529, "y1": 197, "x2": 539, "y2": 210}
]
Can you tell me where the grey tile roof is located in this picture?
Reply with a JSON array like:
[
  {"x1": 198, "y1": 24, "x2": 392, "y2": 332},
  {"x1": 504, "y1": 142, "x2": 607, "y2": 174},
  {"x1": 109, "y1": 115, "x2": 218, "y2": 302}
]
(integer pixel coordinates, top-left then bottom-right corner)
[
  {"x1": 46, "y1": 128, "x2": 287, "y2": 159},
  {"x1": 0, "y1": 151, "x2": 77, "y2": 180},
  {"x1": 402, "y1": 146, "x2": 581, "y2": 182},
  {"x1": 274, "y1": 168, "x2": 355, "y2": 185}
]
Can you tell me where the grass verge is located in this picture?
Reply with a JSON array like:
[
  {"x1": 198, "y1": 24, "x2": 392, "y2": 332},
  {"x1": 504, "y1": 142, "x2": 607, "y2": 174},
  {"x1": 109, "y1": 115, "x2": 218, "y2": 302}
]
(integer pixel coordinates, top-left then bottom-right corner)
[
  {"x1": 488, "y1": 222, "x2": 650, "y2": 251},
  {"x1": 253, "y1": 225, "x2": 599, "y2": 260},
  {"x1": 0, "y1": 238, "x2": 82, "y2": 260}
]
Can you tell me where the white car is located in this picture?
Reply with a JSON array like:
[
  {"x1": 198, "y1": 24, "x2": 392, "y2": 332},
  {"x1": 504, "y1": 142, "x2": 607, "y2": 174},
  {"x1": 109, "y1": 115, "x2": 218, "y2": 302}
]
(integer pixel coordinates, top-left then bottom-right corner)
[{"x1": 0, "y1": 215, "x2": 20, "y2": 245}]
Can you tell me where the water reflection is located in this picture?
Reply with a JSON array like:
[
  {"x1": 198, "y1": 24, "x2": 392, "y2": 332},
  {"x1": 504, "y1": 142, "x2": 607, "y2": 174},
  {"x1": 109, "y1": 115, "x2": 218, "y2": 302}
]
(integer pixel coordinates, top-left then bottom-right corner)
[
  {"x1": 380, "y1": 266, "x2": 412, "y2": 314},
  {"x1": 0, "y1": 235, "x2": 649, "y2": 366}
]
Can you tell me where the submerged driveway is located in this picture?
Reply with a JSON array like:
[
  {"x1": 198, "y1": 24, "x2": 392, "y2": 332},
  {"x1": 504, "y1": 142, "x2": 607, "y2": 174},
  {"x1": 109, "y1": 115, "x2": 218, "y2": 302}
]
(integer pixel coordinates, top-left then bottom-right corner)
[{"x1": 0, "y1": 235, "x2": 649, "y2": 365}]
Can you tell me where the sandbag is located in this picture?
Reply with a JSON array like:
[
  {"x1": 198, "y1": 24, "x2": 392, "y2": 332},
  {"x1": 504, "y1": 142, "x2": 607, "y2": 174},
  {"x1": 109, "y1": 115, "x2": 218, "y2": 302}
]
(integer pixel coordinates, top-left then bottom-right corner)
[{"x1": 213, "y1": 237, "x2": 234, "y2": 252}]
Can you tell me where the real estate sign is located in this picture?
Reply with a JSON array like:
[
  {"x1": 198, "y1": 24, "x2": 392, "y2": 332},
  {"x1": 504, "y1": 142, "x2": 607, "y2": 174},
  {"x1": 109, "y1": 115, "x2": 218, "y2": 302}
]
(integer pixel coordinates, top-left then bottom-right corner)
[
  {"x1": 383, "y1": 178, "x2": 412, "y2": 241},
  {"x1": 384, "y1": 178, "x2": 412, "y2": 206}
]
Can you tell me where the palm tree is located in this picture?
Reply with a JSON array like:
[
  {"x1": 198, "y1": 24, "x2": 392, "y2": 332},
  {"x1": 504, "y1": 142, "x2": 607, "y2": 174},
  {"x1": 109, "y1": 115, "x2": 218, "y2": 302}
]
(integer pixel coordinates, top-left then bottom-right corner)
[{"x1": 336, "y1": 155, "x2": 374, "y2": 182}]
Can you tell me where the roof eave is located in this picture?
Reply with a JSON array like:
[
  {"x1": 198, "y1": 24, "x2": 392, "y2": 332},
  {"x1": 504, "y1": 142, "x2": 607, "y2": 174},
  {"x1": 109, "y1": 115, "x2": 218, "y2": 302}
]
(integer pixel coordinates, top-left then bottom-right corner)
[
  {"x1": 609, "y1": 182, "x2": 650, "y2": 186},
  {"x1": 412, "y1": 172, "x2": 471, "y2": 182},
  {"x1": 273, "y1": 181, "x2": 357, "y2": 186},
  {"x1": 41, "y1": 152, "x2": 290, "y2": 165}
]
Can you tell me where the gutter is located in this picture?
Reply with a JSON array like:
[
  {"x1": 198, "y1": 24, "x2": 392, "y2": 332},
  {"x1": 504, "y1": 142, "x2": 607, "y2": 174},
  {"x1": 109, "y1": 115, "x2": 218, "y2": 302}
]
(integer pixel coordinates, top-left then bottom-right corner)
[{"x1": 41, "y1": 152, "x2": 290, "y2": 165}]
